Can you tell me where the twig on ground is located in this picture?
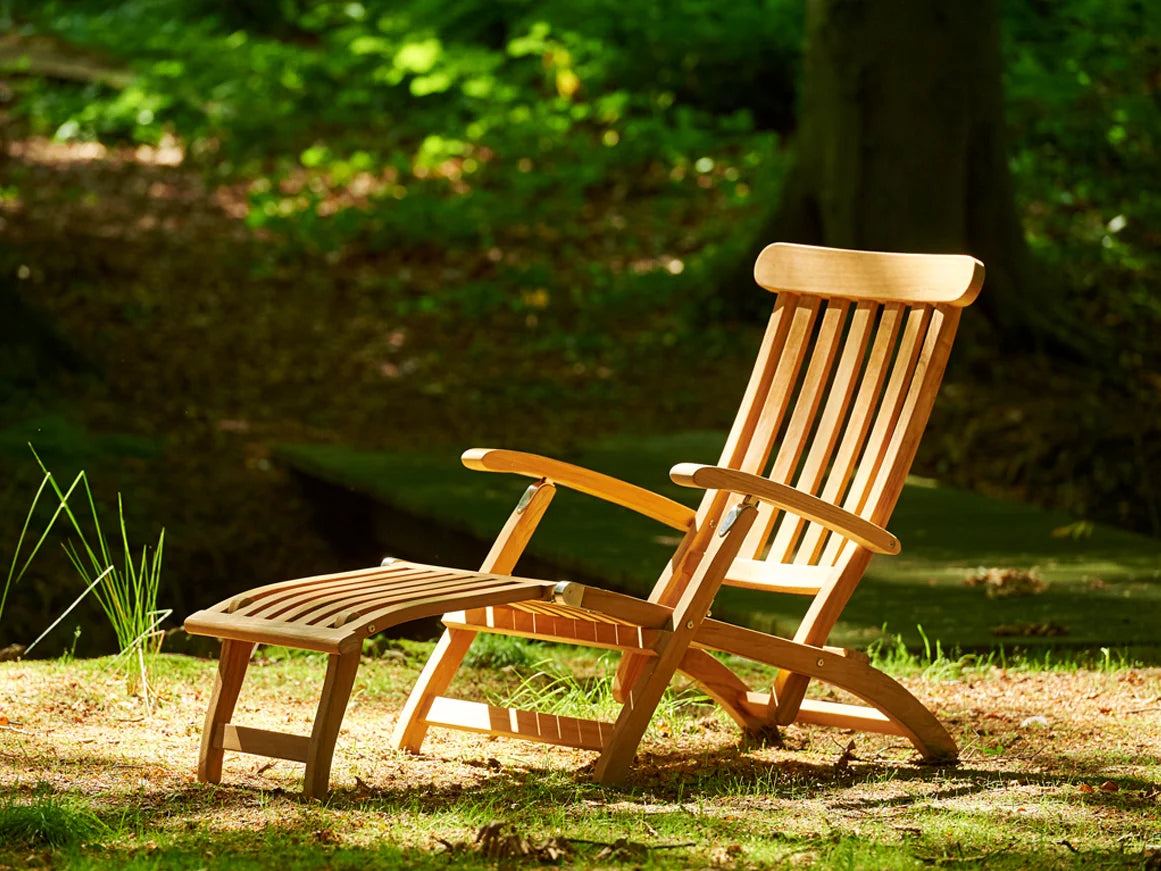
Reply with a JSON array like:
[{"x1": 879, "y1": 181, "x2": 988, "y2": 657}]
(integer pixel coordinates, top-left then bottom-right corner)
[{"x1": 920, "y1": 838, "x2": 1016, "y2": 865}]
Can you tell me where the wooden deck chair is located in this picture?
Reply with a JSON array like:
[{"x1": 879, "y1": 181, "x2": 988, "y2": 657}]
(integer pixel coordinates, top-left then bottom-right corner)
[{"x1": 184, "y1": 242, "x2": 983, "y2": 799}]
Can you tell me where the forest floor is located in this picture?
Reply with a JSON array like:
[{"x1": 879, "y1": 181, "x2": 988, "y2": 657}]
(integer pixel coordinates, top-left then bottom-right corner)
[{"x1": 1, "y1": 650, "x2": 1159, "y2": 869}]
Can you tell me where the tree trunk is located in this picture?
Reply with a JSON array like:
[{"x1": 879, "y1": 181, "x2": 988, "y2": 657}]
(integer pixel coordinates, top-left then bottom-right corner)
[{"x1": 759, "y1": 0, "x2": 1040, "y2": 338}]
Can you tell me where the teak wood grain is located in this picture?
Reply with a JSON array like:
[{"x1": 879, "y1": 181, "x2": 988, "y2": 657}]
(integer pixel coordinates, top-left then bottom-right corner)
[{"x1": 184, "y1": 243, "x2": 980, "y2": 797}]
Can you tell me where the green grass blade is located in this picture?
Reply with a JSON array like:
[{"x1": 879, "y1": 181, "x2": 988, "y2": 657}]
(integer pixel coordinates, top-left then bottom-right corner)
[
  {"x1": 3, "y1": 468, "x2": 89, "y2": 623},
  {"x1": 2, "y1": 472, "x2": 51, "y2": 624},
  {"x1": 24, "y1": 566, "x2": 114, "y2": 655}
]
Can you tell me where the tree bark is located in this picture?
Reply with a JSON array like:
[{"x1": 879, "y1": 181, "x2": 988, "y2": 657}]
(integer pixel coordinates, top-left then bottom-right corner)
[{"x1": 757, "y1": 0, "x2": 1041, "y2": 338}]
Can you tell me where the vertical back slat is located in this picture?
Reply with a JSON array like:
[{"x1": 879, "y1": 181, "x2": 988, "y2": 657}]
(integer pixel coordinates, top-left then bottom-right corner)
[
  {"x1": 818, "y1": 306, "x2": 933, "y2": 565},
  {"x1": 862, "y1": 306, "x2": 957, "y2": 523},
  {"x1": 742, "y1": 299, "x2": 851, "y2": 559},
  {"x1": 712, "y1": 295, "x2": 799, "y2": 478},
  {"x1": 765, "y1": 300, "x2": 878, "y2": 564},
  {"x1": 792, "y1": 303, "x2": 905, "y2": 564},
  {"x1": 737, "y1": 297, "x2": 821, "y2": 477}
]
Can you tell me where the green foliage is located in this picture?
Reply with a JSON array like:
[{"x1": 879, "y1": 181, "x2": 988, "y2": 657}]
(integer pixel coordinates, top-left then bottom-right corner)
[
  {"x1": 7, "y1": 0, "x2": 801, "y2": 152},
  {"x1": 996, "y1": 0, "x2": 1161, "y2": 532},
  {"x1": 5, "y1": 0, "x2": 785, "y2": 327}
]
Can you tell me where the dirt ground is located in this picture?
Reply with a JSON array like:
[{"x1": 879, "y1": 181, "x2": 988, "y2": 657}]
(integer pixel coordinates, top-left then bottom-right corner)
[{"x1": 1, "y1": 654, "x2": 1158, "y2": 866}]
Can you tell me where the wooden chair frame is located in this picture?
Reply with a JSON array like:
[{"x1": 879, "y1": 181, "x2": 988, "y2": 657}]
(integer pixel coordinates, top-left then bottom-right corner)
[{"x1": 185, "y1": 243, "x2": 983, "y2": 797}]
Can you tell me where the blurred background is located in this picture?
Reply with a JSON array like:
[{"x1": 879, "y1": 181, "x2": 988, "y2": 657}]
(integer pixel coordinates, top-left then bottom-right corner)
[{"x1": 1, "y1": 0, "x2": 1159, "y2": 655}]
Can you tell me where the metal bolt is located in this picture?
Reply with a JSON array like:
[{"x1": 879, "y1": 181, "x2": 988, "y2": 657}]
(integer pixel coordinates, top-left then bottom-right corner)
[
  {"x1": 686, "y1": 620, "x2": 695, "y2": 630},
  {"x1": 816, "y1": 657, "x2": 825, "y2": 667},
  {"x1": 368, "y1": 624, "x2": 377, "y2": 633}
]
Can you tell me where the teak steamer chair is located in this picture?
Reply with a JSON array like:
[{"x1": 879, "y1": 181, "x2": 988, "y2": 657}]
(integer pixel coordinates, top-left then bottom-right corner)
[{"x1": 185, "y1": 242, "x2": 984, "y2": 798}]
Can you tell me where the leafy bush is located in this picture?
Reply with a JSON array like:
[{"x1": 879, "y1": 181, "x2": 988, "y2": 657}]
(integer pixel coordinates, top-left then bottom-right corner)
[{"x1": 6, "y1": 0, "x2": 787, "y2": 270}]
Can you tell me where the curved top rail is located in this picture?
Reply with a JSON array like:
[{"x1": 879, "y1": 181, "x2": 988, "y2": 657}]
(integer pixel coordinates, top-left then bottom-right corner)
[{"x1": 753, "y1": 243, "x2": 985, "y2": 307}]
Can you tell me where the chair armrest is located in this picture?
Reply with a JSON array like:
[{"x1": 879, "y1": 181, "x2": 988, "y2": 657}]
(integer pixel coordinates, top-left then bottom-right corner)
[
  {"x1": 668, "y1": 463, "x2": 900, "y2": 555},
  {"x1": 462, "y1": 448, "x2": 695, "y2": 531}
]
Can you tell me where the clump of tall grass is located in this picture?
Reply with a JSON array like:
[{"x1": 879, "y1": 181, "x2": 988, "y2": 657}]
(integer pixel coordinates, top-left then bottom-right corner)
[
  {"x1": 867, "y1": 625, "x2": 972, "y2": 680},
  {"x1": 496, "y1": 651, "x2": 712, "y2": 733},
  {"x1": 12, "y1": 449, "x2": 169, "y2": 711}
]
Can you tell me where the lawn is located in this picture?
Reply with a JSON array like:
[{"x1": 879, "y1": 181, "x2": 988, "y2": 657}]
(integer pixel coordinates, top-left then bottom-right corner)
[{"x1": 1, "y1": 647, "x2": 1159, "y2": 869}]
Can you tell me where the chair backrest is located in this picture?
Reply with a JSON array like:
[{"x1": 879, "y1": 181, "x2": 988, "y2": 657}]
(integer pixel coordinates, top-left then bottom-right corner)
[{"x1": 652, "y1": 243, "x2": 983, "y2": 640}]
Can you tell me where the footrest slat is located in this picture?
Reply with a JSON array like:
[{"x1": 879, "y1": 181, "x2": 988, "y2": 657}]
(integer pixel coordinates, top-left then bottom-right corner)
[
  {"x1": 185, "y1": 561, "x2": 558, "y2": 653},
  {"x1": 425, "y1": 697, "x2": 612, "y2": 751}
]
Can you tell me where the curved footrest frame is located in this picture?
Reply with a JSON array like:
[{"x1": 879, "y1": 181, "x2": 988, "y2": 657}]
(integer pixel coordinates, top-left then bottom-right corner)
[{"x1": 184, "y1": 561, "x2": 557, "y2": 799}]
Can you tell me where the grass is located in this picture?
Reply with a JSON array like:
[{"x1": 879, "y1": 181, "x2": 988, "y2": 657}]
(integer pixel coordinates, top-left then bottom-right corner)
[
  {"x1": 2, "y1": 462, "x2": 85, "y2": 630},
  {"x1": 5, "y1": 450, "x2": 170, "y2": 707},
  {"x1": 36, "y1": 460, "x2": 169, "y2": 667},
  {"x1": 277, "y1": 431, "x2": 1161, "y2": 654},
  {"x1": 0, "y1": 787, "x2": 105, "y2": 849},
  {"x1": 2, "y1": 647, "x2": 1158, "y2": 870}
]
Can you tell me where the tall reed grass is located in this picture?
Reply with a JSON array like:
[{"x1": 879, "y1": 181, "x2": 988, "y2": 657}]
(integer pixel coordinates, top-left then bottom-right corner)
[{"x1": 12, "y1": 449, "x2": 170, "y2": 710}]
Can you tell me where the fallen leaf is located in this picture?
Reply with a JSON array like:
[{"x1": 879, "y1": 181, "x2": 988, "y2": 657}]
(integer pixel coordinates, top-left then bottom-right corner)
[
  {"x1": 833, "y1": 739, "x2": 857, "y2": 776},
  {"x1": 965, "y1": 567, "x2": 1047, "y2": 597},
  {"x1": 709, "y1": 843, "x2": 744, "y2": 866}
]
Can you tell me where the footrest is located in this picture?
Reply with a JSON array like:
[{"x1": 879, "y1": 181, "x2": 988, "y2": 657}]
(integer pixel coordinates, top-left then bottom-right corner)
[
  {"x1": 185, "y1": 561, "x2": 557, "y2": 654},
  {"x1": 425, "y1": 696, "x2": 613, "y2": 751}
]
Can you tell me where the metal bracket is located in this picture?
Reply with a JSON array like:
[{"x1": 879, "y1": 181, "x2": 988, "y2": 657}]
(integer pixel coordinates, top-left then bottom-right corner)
[
  {"x1": 718, "y1": 504, "x2": 744, "y2": 538},
  {"x1": 553, "y1": 580, "x2": 584, "y2": 607},
  {"x1": 718, "y1": 497, "x2": 755, "y2": 538},
  {"x1": 515, "y1": 482, "x2": 540, "y2": 513}
]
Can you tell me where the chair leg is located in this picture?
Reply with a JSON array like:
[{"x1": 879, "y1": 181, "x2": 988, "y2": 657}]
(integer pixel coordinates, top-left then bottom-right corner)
[
  {"x1": 198, "y1": 639, "x2": 256, "y2": 784},
  {"x1": 391, "y1": 628, "x2": 476, "y2": 753},
  {"x1": 592, "y1": 652, "x2": 680, "y2": 784},
  {"x1": 302, "y1": 649, "x2": 362, "y2": 800},
  {"x1": 596, "y1": 501, "x2": 759, "y2": 783},
  {"x1": 677, "y1": 647, "x2": 768, "y2": 733}
]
